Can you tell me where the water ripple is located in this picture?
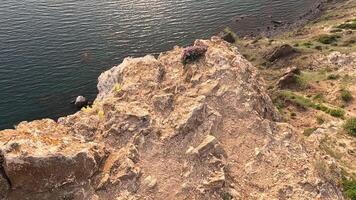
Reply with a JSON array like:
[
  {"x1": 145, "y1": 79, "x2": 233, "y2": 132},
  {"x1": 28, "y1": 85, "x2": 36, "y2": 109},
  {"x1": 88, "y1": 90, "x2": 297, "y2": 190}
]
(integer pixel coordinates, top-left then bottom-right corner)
[{"x1": 0, "y1": 0, "x2": 317, "y2": 129}]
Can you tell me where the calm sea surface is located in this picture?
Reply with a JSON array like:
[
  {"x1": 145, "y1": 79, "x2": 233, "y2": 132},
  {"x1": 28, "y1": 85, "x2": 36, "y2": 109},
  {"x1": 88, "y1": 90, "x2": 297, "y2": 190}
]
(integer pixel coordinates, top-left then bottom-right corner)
[{"x1": 0, "y1": 0, "x2": 318, "y2": 129}]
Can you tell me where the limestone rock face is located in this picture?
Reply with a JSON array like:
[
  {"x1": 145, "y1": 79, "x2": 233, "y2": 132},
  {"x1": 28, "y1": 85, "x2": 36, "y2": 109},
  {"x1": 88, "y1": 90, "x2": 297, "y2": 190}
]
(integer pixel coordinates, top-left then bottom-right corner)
[
  {"x1": 0, "y1": 37, "x2": 344, "y2": 199},
  {"x1": 0, "y1": 119, "x2": 104, "y2": 199}
]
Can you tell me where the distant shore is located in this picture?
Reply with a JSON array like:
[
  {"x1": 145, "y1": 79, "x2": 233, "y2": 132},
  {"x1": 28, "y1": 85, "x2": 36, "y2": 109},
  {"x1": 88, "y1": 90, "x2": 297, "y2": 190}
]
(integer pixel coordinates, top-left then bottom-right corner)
[{"x1": 225, "y1": 0, "x2": 330, "y2": 37}]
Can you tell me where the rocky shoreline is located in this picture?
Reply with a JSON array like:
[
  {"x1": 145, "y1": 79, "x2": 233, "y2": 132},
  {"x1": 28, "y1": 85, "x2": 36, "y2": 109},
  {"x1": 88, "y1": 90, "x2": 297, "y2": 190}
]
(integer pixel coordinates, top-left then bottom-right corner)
[{"x1": 229, "y1": 0, "x2": 329, "y2": 37}]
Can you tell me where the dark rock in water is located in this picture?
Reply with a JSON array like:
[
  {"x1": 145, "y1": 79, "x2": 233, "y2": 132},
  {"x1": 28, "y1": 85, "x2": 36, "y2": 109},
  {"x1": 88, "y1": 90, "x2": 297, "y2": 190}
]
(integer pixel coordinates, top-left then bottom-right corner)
[
  {"x1": 71, "y1": 96, "x2": 90, "y2": 109},
  {"x1": 181, "y1": 45, "x2": 208, "y2": 65},
  {"x1": 277, "y1": 67, "x2": 301, "y2": 89},
  {"x1": 220, "y1": 31, "x2": 236, "y2": 43},
  {"x1": 264, "y1": 44, "x2": 296, "y2": 62}
]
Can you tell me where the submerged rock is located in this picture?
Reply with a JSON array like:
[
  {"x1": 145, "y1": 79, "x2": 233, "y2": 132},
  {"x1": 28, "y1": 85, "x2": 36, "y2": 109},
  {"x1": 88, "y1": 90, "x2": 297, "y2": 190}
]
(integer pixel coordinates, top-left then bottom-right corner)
[{"x1": 72, "y1": 95, "x2": 91, "y2": 109}]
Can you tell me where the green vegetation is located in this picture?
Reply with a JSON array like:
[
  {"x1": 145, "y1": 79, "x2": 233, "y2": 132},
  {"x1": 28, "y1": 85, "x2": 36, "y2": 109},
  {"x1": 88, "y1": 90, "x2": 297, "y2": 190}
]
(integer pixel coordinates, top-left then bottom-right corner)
[
  {"x1": 327, "y1": 74, "x2": 340, "y2": 80},
  {"x1": 337, "y1": 20, "x2": 356, "y2": 30},
  {"x1": 342, "y1": 178, "x2": 356, "y2": 200},
  {"x1": 301, "y1": 41, "x2": 313, "y2": 48},
  {"x1": 300, "y1": 71, "x2": 328, "y2": 83},
  {"x1": 274, "y1": 90, "x2": 345, "y2": 118},
  {"x1": 343, "y1": 118, "x2": 356, "y2": 137},
  {"x1": 303, "y1": 127, "x2": 318, "y2": 136},
  {"x1": 313, "y1": 93, "x2": 325, "y2": 102},
  {"x1": 316, "y1": 34, "x2": 339, "y2": 44},
  {"x1": 330, "y1": 28, "x2": 343, "y2": 33},
  {"x1": 340, "y1": 89, "x2": 353, "y2": 102},
  {"x1": 222, "y1": 27, "x2": 238, "y2": 41}
]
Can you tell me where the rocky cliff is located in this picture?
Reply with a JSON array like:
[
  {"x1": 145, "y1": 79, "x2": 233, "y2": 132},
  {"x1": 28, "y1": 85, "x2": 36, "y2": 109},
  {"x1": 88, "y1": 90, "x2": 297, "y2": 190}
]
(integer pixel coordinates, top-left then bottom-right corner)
[{"x1": 0, "y1": 37, "x2": 345, "y2": 199}]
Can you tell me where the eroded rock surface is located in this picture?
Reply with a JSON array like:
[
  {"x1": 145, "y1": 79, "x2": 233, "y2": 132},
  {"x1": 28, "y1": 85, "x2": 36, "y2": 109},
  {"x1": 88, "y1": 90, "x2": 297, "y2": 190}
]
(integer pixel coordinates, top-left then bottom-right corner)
[{"x1": 0, "y1": 37, "x2": 345, "y2": 199}]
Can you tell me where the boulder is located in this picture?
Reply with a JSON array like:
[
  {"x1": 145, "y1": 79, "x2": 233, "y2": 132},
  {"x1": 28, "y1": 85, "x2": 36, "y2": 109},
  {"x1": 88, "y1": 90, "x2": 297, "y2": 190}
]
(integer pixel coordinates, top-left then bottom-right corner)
[
  {"x1": 276, "y1": 67, "x2": 301, "y2": 89},
  {"x1": 265, "y1": 44, "x2": 296, "y2": 62},
  {"x1": 72, "y1": 95, "x2": 90, "y2": 109}
]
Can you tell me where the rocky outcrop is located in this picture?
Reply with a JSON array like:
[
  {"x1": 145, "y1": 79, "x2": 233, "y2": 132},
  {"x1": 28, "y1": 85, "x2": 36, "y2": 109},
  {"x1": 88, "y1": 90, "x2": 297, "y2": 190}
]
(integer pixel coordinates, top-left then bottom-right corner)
[
  {"x1": 264, "y1": 44, "x2": 297, "y2": 62},
  {"x1": 276, "y1": 67, "x2": 301, "y2": 89},
  {"x1": 0, "y1": 119, "x2": 104, "y2": 199},
  {"x1": 0, "y1": 37, "x2": 344, "y2": 199}
]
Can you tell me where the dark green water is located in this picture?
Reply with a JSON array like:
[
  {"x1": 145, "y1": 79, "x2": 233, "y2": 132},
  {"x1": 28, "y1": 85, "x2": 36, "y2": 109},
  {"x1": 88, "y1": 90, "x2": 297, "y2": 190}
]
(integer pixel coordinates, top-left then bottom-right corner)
[{"x1": 0, "y1": 0, "x2": 319, "y2": 129}]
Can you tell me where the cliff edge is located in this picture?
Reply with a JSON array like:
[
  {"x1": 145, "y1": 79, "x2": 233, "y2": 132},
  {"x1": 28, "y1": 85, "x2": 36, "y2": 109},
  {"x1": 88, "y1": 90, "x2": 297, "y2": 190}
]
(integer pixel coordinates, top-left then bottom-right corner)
[{"x1": 0, "y1": 37, "x2": 344, "y2": 199}]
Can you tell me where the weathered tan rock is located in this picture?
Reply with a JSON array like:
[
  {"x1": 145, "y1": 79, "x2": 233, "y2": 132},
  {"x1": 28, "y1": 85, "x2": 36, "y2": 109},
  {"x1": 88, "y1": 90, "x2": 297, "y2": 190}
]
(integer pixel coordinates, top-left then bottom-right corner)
[
  {"x1": 276, "y1": 66, "x2": 301, "y2": 89},
  {"x1": 0, "y1": 37, "x2": 345, "y2": 200},
  {"x1": 0, "y1": 119, "x2": 104, "y2": 199}
]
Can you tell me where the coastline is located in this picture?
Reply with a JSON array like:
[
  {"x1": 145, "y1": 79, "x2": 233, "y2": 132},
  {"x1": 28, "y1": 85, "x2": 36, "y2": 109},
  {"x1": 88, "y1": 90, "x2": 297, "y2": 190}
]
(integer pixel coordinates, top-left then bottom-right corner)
[
  {"x1": 0, "y1": 0, "x2": 355, "y2": 199},
  {"x1": 225, "y1": 0, "x2": 325, "y2": 37}
]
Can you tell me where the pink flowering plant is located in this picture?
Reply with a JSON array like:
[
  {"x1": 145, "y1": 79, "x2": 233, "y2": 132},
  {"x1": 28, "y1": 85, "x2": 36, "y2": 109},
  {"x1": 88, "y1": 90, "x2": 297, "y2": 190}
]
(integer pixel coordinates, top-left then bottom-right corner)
[{"x1": 181, "y1": 45, "x2": 208, "y2": 65}]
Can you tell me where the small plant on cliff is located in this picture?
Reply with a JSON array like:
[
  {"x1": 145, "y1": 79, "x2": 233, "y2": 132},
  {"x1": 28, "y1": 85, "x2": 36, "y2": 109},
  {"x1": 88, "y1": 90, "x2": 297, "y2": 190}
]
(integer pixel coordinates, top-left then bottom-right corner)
[
  {"x1": 340, "y1": 89, "x2": 353, "y2": 103},
  {"x1": 275, "y1": 90, "x2": 345, "y2": 118},
  {"x1": 337, "y1": 20, "x2": 356, "y2": 30},
  {"x1": 181, "y1": 45, "x2": 208, "y2": 65},
  {"x1": 343, "y1": 118, "x2": 356, "y2": 137},
  {"x1": 342, "y1": 178, "x2": 356, "y2": 200},
  {"x1": 316, "y1": 34, "x2": 339, "y2": 44},
  {"x1": 113, "y1": 83, "x2": 122, "y2": 93},
  {"x1": 327, "y1": 74, "x2": 339, "y2": 80}
]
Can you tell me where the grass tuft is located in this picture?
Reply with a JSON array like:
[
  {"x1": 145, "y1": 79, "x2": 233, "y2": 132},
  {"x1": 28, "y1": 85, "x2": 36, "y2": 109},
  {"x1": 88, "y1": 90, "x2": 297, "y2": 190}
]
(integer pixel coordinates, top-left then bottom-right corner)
[
  {"x1": 274, "y1": 90, "x2": 345, "y2": 118},
  {"x1": 343, "y1": 118, "x2": 356, "y2": 137},
  {"x1": 337, "y1": 20, "x2": 356, "y2": 30},
  {"x1": 327, "y1": 74, "x2": 339, "y2": 80},
  {"x1": 340, "y1": 89, "x2": 353, "y2": 102},
  {"x1": 316, "y1": 34, "x2": 339, "y2": 44},
  {"x1": 342, "y1": 178, "x2": 356, "y2": 200}
]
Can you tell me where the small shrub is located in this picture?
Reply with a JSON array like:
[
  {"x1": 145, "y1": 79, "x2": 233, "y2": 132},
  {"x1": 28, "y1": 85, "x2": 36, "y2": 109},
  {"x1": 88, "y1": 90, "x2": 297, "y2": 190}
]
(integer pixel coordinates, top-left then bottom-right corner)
[
  {"x1": 313, "y1": 93, "x2": 325, "y2": 102},
  {"x1": 316, "y1": 34, "x2": 338, "y2": 44},
  {"x1": 98, "y1": 110, "x2": 105, "y2": 119},
  {"x1": 337, "y1": 21, "x2": 356, "y2": 30},
  {"x1": 343, "y1": 118, "x2": 356, "y2": 137},
  {"x1": 302, "y1": 42, "x2": 313, "y2": 48},
  {"x1": 340, "y1": 89, "x2": 353, "y2": 102},
  {"x1": 113, "y1": 83, "x2": 122, "y2": 93},
  {"x1": 330, "y1": 29, "x2": 343, "y2": 33},
  {"x1": 327, "y1": 74, "x2": 339, "y2": 80},
  {"x1": 181, "y1": 45, "x2": 208, "y2": 65},
  {"x1": 276, "y1": 91, "x2": 345, "y2": 118},
  {"x1": 342, "y1": 178, "x2": 356, "y2": 200},
  {"x1": 326, "y1": 108, "x2": 345, "y2": 118}
]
